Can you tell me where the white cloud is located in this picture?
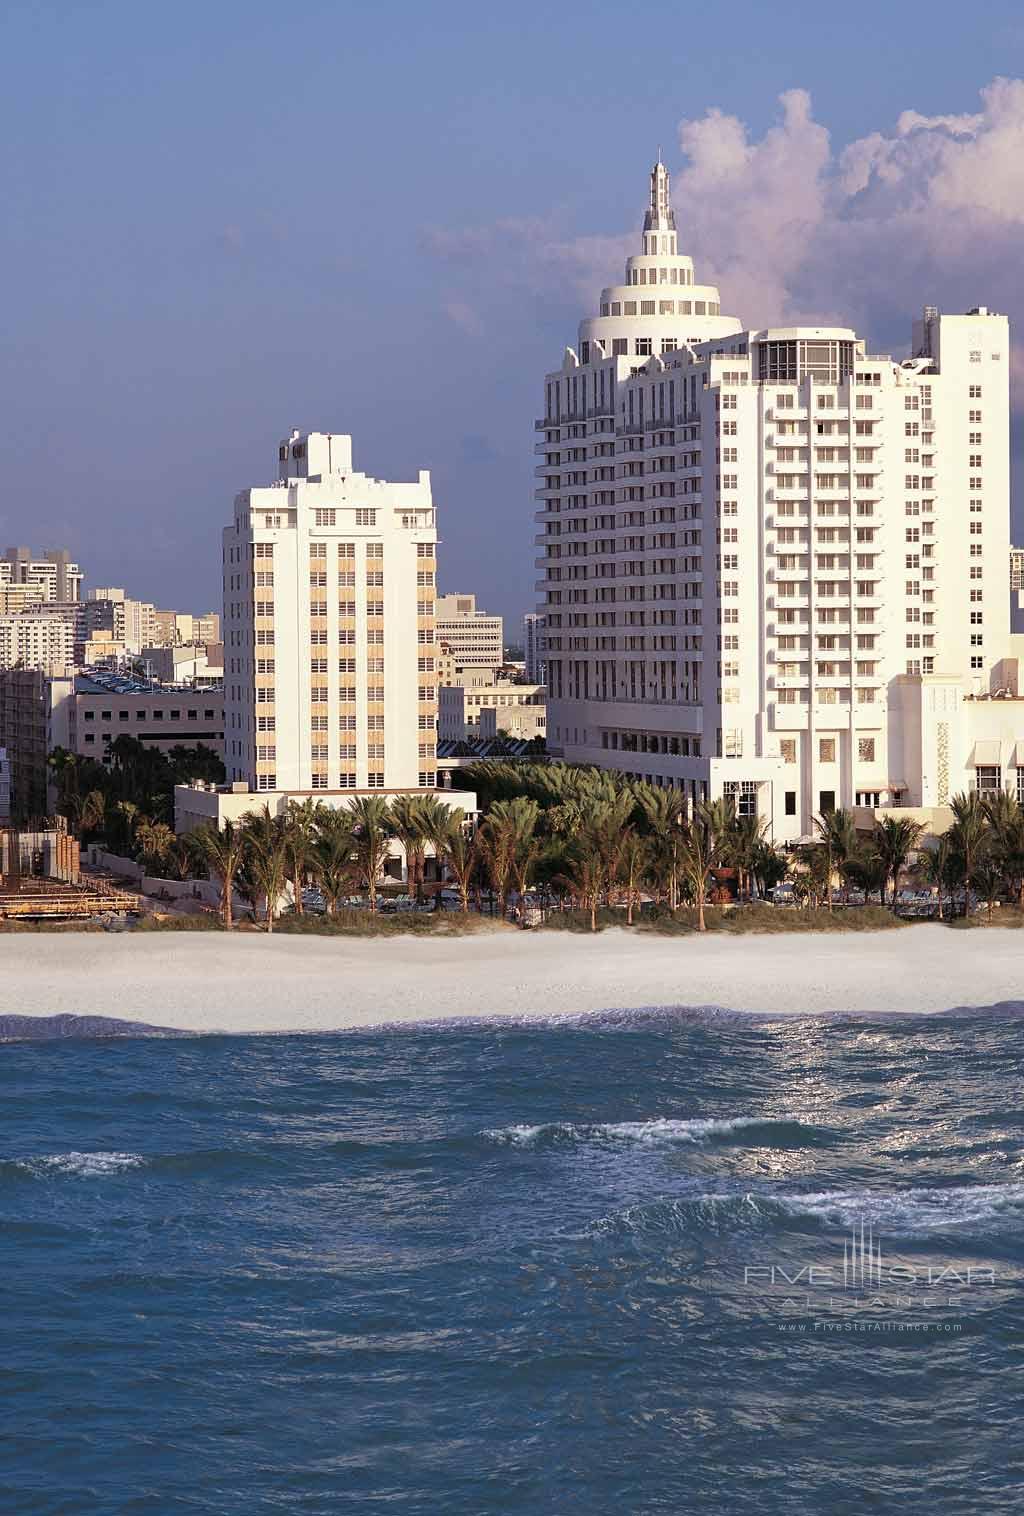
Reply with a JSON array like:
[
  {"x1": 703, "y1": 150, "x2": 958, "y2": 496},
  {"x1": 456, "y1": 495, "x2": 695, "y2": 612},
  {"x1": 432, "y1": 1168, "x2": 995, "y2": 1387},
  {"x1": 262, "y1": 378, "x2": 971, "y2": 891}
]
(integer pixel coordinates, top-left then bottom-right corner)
[
  {"x1": 672, "y1": 78, "x2": 1024, "y2": 364},
  {"x1": 426, "y1": 78, "x2": 1024, "y2": 386}
]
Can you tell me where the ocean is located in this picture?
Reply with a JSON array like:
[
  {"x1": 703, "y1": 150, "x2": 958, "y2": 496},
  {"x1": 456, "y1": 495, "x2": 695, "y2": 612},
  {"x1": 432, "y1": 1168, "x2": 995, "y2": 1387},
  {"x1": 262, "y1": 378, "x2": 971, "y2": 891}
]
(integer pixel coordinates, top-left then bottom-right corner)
[{"x1": 3, "y1": 1010, "x2": 1024, "y2": 1514}]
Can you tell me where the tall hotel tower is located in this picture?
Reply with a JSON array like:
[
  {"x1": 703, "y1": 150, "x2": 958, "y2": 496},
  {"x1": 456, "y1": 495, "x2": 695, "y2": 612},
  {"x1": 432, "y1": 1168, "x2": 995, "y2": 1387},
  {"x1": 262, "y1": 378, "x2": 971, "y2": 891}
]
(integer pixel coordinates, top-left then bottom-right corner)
[
  {"x1": 536, "y1": 160, "x2": 1011, "y2": 839},
  {"x1": 223, "y1": 432, "x2": 438, "y2": 794}
]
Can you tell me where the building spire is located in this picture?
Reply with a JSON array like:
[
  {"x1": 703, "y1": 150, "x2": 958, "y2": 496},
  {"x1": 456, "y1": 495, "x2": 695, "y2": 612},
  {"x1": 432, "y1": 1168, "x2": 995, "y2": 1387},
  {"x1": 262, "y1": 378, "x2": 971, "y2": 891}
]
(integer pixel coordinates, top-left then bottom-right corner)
[{"x1": 643, "y1": 156, "x2": 676, "y2": 235}]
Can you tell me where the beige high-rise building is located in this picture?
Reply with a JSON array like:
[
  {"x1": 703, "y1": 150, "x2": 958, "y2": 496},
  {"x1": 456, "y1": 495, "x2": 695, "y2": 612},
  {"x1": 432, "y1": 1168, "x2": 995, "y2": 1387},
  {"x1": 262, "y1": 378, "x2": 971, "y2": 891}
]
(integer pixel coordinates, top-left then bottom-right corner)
[
  {"x1": 222, "y1": 429, "x2": 438, "y2": 793},
  {"x1": 434, "y1": 594, "x2": 504, "y2": 669}
]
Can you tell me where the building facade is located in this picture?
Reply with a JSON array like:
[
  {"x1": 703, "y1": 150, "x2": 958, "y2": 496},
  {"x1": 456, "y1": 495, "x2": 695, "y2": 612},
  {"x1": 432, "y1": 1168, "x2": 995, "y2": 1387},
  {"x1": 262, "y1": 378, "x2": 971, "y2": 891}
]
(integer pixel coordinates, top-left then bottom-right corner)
[
  {"x1": 0, "y1": 609, "x2": 77, "y2": 673},
  {"x1": 435, "y1": 594, "x2": 504, "y2": 668},
  {"x1": 47, "y1": 671, "x2": 224, "y2": 766},
  {"x1": 0, "y1": 669, "x2": 51, "y2": 819},
  {"x1": 523, "y1": 612, "x2": 547, "y2": 683},
  {"x1": 438, "y1": 677, "x2": 546, "y2": 741},
  {"x1": 537, "y1": 159, "x2": 1015, "y2": 839},
  {"x1": 223, "y1": 430, "x2": 438, "y2": 793},
  {"x1": 2, "y1": 547, "x2": 82, "y2": 604}
]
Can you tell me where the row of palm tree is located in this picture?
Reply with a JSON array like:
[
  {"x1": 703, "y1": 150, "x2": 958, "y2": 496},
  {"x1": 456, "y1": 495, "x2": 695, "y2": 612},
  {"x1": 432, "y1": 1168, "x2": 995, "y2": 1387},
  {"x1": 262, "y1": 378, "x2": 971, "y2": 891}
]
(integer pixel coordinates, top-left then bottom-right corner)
[
  {"x1": 803, "y1": 790, "x2": 1024, "y2": 916},
  {"x1": 457, "y1": 763, "x2": 1024, "y2": 928},
  {"x1": 189, "y1": 794, "x2": 471, "y2": 930}
]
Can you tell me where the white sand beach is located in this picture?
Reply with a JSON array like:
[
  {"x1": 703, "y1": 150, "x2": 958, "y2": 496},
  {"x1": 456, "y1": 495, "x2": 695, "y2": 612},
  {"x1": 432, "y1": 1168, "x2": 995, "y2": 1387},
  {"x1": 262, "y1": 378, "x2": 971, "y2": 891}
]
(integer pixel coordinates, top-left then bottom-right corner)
[{"x1": 1, "y1": 925, "x2": 1022, "y2": 1035}]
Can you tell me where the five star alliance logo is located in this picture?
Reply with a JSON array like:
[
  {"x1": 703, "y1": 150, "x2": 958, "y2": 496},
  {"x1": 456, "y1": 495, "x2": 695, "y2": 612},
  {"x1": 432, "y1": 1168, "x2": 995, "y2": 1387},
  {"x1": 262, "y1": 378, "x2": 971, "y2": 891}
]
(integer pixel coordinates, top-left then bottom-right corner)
[{"x1": 843, "y1": 1219, "x2": 883, "y2": 1289}]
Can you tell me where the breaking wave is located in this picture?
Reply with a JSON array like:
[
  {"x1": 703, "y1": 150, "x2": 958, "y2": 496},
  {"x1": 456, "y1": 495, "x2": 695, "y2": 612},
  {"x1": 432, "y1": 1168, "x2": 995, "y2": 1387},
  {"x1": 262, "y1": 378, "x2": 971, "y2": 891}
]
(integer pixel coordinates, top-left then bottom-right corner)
[
  {"x1": 8, "y1": 1151, "x2": 147, "y2": 1179},
  {"x1": 483, "y1": 1115, "x2": 819, "y2": 1149}
]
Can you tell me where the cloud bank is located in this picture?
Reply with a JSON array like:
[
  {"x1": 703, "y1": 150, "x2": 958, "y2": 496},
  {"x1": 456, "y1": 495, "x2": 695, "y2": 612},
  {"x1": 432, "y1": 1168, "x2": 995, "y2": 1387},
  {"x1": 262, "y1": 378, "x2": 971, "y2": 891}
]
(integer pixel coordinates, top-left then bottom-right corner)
[{"x1": 427, "y1": 79, "x2": 1024, "y2": 383}]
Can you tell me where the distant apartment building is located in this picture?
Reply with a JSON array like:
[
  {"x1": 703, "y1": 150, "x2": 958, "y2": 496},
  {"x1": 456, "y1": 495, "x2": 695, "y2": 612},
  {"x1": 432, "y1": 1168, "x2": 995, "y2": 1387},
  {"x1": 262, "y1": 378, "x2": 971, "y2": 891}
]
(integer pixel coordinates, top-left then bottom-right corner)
[
  {"x1": 48, "y1": 671, "x2": 224, "y2": 766},
  {"x1": 438, "y1": 677, "x2": 546, "y2": 741},
  {"x1": 222, "y1": 429, "x2": 438, "y2": 795},
  {"x1": 0, "y1": 584, "x2": 46, "y2": 615},
  {"x1": 0, "y1": 609, "x2": 77, "y2": 673},
  {"x1": 537, "y1": 156, "x2": 1020, "y2": 836},
  {"x1": 2, "y1": 547, "x2": 82, "y2": 603},
  {"x1": 524, "y1": 612, "x2": 547, "y2": 683},
  {"x1": 149, "y1": 608, "x2": 222, "y2": 647},
  {"x1": 435, "y1": 593, "x2": 504, "y2": 669},
  {"x1": 87, "y1": 589, "x2": 158, "y2": 655}
]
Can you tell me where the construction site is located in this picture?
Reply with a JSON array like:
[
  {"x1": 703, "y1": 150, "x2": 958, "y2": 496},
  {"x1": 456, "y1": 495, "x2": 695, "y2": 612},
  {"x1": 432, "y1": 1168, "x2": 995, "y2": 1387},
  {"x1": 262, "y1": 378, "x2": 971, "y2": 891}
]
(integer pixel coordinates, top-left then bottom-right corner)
[{"x1": 0, "y1": 820, "x2": 139, "y2": 922}]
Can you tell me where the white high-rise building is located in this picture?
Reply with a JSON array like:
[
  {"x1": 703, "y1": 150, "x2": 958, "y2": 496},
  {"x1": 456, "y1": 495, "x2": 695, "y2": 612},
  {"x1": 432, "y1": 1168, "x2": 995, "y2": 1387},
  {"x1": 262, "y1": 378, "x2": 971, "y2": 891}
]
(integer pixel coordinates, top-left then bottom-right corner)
[
  {"x1": 223, "y1": 430, "x2": 439, "y2": 794},
  {"x1": 537, "y1": 159, "x2": 1014, "y2": 839}
]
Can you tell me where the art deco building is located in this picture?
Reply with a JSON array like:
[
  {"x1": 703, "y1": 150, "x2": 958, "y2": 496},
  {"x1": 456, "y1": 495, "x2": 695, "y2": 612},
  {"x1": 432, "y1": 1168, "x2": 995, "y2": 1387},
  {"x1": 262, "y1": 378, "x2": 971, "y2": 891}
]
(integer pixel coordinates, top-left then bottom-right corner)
[
  {"x1": 222, "y1": 431, "x2": 438, "y2": 794},
  {"x1": 537, "y1": 160, "x2": 1014, "y2": 838}
]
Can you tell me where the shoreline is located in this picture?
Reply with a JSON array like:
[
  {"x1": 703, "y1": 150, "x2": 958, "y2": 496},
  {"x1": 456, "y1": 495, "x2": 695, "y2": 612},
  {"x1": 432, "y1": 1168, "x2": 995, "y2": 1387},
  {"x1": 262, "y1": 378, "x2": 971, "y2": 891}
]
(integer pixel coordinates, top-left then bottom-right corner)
[{"x1": 2, "y1": 925, "x2": 1023, "y2": 1038}]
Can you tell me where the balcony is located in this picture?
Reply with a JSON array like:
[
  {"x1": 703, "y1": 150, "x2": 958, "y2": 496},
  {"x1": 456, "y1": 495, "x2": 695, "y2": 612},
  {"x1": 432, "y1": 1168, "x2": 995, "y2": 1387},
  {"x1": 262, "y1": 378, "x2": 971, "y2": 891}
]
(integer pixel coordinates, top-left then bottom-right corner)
[{"x1": 771, "y1": 594, "x2": 810, "y2": 611}]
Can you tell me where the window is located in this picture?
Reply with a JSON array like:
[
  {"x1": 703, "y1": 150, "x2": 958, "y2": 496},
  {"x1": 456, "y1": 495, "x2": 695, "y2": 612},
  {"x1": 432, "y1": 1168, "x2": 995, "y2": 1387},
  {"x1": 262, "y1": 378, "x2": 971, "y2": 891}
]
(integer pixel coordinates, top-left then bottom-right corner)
[
  {"x1": 975, "y1": 766, "x2": 1002, "y2": 793},
  {"x1": 780, "y1": 739, "x2": 796, "y2": 764},
  {"x1": 858, "y1": 738, "x2": 875, "y2": 763},
  {"x1": 819, "y1": 738, "x2": 836, "y2": 763},
  {"x1": 819, "y1": 790, "x2": 836, "y2": 814},
  {"x1": 785, "y1": 791, "x2": 797, "y2": 816}
]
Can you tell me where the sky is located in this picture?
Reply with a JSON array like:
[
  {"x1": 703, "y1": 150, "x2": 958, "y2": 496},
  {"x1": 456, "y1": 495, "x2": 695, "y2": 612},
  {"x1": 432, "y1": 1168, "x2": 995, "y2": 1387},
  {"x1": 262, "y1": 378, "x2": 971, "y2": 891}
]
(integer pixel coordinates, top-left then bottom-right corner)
[{"x1": 2, "y1": 0, "x2": 1024, "y2": 634}]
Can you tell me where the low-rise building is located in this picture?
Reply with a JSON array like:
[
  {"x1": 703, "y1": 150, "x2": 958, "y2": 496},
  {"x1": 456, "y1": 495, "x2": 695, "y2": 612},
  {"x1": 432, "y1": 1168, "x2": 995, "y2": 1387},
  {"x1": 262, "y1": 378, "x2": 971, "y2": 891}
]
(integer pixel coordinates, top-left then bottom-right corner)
[
  {"x1": 48, "y1": 670, "x2": 224, "y2": 769},
  {"x1": 438, "y1": 677, "x2": 546, "y2": 741},
  {"x1": 141, "y1": 643, "x2": 224, "y2": 687}
]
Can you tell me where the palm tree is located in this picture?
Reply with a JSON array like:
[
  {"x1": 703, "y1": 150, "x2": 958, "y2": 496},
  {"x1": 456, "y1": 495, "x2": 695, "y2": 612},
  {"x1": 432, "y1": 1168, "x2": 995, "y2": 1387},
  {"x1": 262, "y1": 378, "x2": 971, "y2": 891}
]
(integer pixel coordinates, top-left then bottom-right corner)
[
  {"x1": 949, "y1": 791, "x2": 990, "y2": 913},
  {"x1": 814, "y1": 807, "x2": 858, "y2": 912},
  {"x1": 309, "y1": 807, "x2": 358, "y2": 915},
  {"x1": 918, "y1": 835, "x2": 954, "y2": 920},
  {"x1": 242, "y1": 807, "x2": 290, "y2": 932},
  {"x1": 873, "y1": 815, "x2": 924, "y2": 908},
  {"x1": 389, "y1": 795, "x2": 437, "y2": 901},
  {"x1": 971, "y1": 858, "x2": 1003, "y2": 921},
  {"x1": 478, "y1": 797, "x2": 539, "y2": 919},
  {"x1": 434, "y1": 811, "x2": 476, "y2": 914},
  {"x1": 638, "y1": 788, "x2": 688, "y2": 911},
  {"x1": 680, "y1": 803, "x2": 717, "y2": 932},
  {"x1": 844, "y1": 842, "x2": 889, "y2": 907},
  {"x1": 191, "y1": 818, "x2": 247, "y2": 928},
  {"x1": 110, "y1": 800, "x2": 139, "y2": 858},
  {"x1": 982, "y1": 792, "x2": 1024, "y2": 910},
  {"x1": 281, "y1": 798, "x2": 319, "y2": 915},
  {"x1": 349, "y1": 796, "x2": 393, "y2": 911},
  {"x1": 79, "y1": 788, "x2": 107, "y2": 839},
  {"x1": 751, "y1": 838, "x2": 788, "y2": 901},
  {"x1": 556, "y1": 838, "x2": 606, "y2": 932},
  {"x1": 617, "y1": 830, "x2": 649, "y2": 925},
  {"x1": 135, "y1": 817, "x2": 176, "y2": 875}
]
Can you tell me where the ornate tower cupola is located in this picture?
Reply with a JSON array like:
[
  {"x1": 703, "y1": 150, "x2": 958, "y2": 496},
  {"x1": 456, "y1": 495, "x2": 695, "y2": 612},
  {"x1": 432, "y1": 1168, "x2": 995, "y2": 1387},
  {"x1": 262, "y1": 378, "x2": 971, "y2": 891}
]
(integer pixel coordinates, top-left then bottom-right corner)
[{"x1": 642, "y1": 156, "x2": 677, "y2": 255}]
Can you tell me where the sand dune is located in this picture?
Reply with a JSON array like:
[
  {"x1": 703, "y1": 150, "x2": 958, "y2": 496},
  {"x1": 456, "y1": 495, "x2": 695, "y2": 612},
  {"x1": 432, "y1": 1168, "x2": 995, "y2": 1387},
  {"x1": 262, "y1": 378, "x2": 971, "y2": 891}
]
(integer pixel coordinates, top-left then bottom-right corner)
[{"x1": 2, "y1": 925, "x2": 1022, "y2": 1036}]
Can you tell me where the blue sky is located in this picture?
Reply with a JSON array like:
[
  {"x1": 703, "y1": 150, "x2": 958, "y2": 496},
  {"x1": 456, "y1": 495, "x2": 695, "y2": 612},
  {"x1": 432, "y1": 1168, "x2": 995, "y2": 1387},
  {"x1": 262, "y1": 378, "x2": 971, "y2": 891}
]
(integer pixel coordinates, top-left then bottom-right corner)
[{"x1": 2, "y1": 0, "x2": 1023, "y2": 631}]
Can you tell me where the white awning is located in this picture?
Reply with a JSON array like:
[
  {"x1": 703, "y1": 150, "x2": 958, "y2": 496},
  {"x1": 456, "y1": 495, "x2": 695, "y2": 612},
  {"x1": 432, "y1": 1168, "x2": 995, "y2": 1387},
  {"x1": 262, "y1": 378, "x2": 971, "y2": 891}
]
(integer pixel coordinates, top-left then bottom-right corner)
[{"x1": 970, "y1": 740, "x2": 1003, "y2": 767}]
